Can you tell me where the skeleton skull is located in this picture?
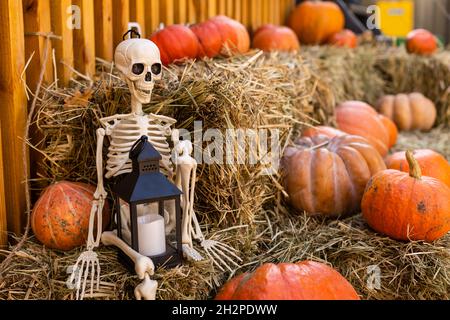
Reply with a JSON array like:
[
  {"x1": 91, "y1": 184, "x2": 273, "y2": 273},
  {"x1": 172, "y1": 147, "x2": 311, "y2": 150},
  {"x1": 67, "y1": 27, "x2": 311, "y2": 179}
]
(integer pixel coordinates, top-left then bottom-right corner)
[{"x1": 115, "y1": 39, "x2": 162, "y2": 105}]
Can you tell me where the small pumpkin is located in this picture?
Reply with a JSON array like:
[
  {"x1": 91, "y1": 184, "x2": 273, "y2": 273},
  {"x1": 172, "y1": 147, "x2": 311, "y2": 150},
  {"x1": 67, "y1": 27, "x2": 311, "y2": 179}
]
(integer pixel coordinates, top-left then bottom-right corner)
[
  {"x1": 328, "y1": 29, "x2": 357, "y2": 48},
  {"x1": 282, "y1": 134, "x2": 386, "y2": 217},
  {"x1": 375, "y1": 93, "x2": 436, "y2": 131},
  {"x1": 301, "y1": 125, "x2": 345, "y2": 139},
  {"x1": 150, "y1": 24, "x2": 199, "y2": 65},
  {"x1": 210, "y1": 15, "x2": 250, "y2": 55},
  {"x1": 288, "y1": 1, "x2": 345, "y2": 45},
  {"x1": 215, "y1": 261, "x2": 360, "y2": 300},
  {"x1": 31, "y1": 181, "x2": 110, "y2": 251},
  {"x1": 406, "y1": 29, "x2": 437, "y2": 55},
  {"x1": 190, "y1": 20, "x2": 223, "y2": 58},
  {"x1": 336, "y1": 101, "x2": 390, "y2": 156},
  {"x1": 252, "y1": 24, "x2": 300, "y2": 52},
  {"x1": 362, "y1": 151, "x2": 450, "y2": 242},
  {"x1": 385, "y1": 149, "x2": 450, "y2": 188}
]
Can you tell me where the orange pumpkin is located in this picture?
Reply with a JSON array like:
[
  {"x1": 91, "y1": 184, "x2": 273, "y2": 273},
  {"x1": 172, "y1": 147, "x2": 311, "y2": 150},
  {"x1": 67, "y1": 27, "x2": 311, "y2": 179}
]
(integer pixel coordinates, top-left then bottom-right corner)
[
  {"x1": 282, "y1": 134, "x2": 386, "y2": 217},
  {"x1": 190, "y1": 20, "x2": 223, "y2": 58},
  {"x1": 31, "y1": 181, "x2": 110, "y2": 251},
  {"x1": 302, "y1": 125, "x2": 345, "y2": 139},
  {"x1": 288, "y1": 1, "x2": 345, "y2": 45},
  {"x1": 328, "y1": 29, "x2": 357, "y2": 48},
  {"x1": 362, "y1": 151, "x2": 450, "y2": 242},
  {"x1": 215, "y1": 261, "x2": 360, "y2": 300},
  {"x1": 375, "y1": 93, "x2": 436, "y2": 132},
  {"x1": 378, "y1": 114, "x2": 398, "y2": 148},
  {"x1": 252, "y1": 24, "x2": 300, "y2": 52},
  {"x1": 385, "y1": 149, "x2": 450, "y2": 188},
  {"x1": 336, "y1": 101, "x2": 390, "y2": 156},
  {"x1": 150, "y1": 24, "x2": 199, "y2": 65},
  {"x1": 406, "y1": 29, "x2": 437, "y2": 55},
  {"x1": 210, "y1": 15, "x2": 250, "y2": 55}
]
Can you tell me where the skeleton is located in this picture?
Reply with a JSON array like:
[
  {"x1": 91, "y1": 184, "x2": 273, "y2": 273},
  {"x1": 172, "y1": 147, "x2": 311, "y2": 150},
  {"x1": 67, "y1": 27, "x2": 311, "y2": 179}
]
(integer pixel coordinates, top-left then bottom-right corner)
[{"x1": 69, "y1": 35, "x2": 241, "y2": 300}]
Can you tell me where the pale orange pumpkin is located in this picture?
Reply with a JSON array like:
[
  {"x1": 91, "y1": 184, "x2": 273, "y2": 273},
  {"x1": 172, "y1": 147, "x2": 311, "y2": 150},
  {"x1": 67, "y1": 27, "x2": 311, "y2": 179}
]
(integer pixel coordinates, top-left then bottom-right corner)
[
  {"x1": 375, "y1": 93, "x2": 436, "y2": 131},
  {"x1": 288, "y1": 1, "x2": 345, "y2": 45},
  {"x1": 362, "y1": 151, "x2": 450, "y2": 242},
  {"x1": 378, "y1": 114, "x2": 398, "y2": 148},
  {"x1": 328, "y1": 29, "x2": 357, "y2": 48},
  {"x1": 282, "y1": 134, "x2": 386, "y2": 217},
  {"x1": 406, "y1": 29, "x2": 437, "y2": 55},
  {"x1": 252, "y1": 24, "x2": 300, "y2": 52},
  {"x1": 301, "y1": 126, "x2": 345, "y2": 139}
]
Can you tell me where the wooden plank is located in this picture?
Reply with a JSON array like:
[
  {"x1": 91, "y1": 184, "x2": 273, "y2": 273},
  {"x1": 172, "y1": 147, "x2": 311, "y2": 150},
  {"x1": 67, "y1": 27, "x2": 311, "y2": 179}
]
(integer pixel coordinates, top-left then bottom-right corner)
[
  {"x1": 23, "y1": 0, "x2": 54, "y2": 92},
  {"x1": 0, "y1": 0, "x2": 28, "y2": 235},
  {"x1": 207, "y1": 0, "x2": 217, "y2": 18},
  {"x1": 50, "y1": 0, "x2": 73, "y2": 85},
  {"x1": 160, "y1": 0, "x2": 174, "y2": 26},
  {"x1": 0, "y1": 123, "x2": 7, "y2": 246},
  {"x1": 194, "y1": 0, "x2": 207, "y2": 22},
  {"x1": 145, "y1": 0, "x2": 159, "y2": 34},
  {"x1": 112, "y1": 0, "x2": 130, "y2": 49},
  {"x1": 217, "y1": 0, "x2": 226, "y2": 15},
  {"x1": 226, "y1": 0, "x2": 233, "y2": 18},
  {"x1": 175, "y1": 0, "x2": 187, "y2": 24},
  {"x1": 130, "y1": 0, "x2": 146, "y2": 37},
  {"x1": 73, "y1": 0, "x2": 96, "y2": 78},
  {"x1": 273, "y1": 0, "x2": 280, "y2": 25},
  {"x1": 187, "y1": 0, "x2": 196, "y2": 23},
  {"x1": 233, "y1": 0, "x2": 241, "y2": 21},
  {"x1": 262, "y1": 0, "x2": 269, "y2": 25},
  {"x1": 241, "y1": 0, "x2": 249, "y2": 28},
  {"x1": 250, "y1": 0, "x2": 260, "y2": 30},
  {"x1": 94, "y1": 0, "x2": 114, "y2": 62}
]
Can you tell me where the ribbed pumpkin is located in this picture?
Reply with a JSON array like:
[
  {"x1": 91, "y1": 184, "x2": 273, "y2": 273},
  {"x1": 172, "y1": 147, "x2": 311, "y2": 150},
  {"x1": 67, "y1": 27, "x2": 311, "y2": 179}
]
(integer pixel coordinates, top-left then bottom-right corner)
[
  {"x1": 190, "y1": 20, "x2": 223, "y2": 58},
  {"x1": 301, "y1": 125, "x2": 345, "y2": 139},
  {"x1": 288, "y1": 1, "x2": 345, "y2": 45},
  {"x1": 215, "y1": 261, "x2": 360, "y2": 300},
  {"x1": 406, "y1": 29, "x2": 437, "y2": 55},
  {"x1": 210, "y1": 15, "x2": 250, "y2": 55},
  {"x1": 31, "y1": 181, "x2": 110, "y2": 251},
  {"x1": 385, "y1": 149, "x2": 450, "y2": 188},
  {"x1": 375, "y1": 93, "x2": 436, "y2": 132},
  {"x1": 362, "y1": 151, "x2": 450, "y2": 242},
  {"x1": 252, "y1": 24, "x2": 300, "y2": 52},
  {"x1": 378, "y1": 114, "x2": 398, "y2": 148},
  {"x1": 336, "y1": 101, "x2": 390, "y2": 156},
  {"x1": 150, "y1": 24, "x2": 199, "y2": 65},
  {"x1": 282, "y1": 134, "x2": 386, "y2": 217},
  {"x1": 328, "y1": 29, "x2": 357, "y2": 48}
]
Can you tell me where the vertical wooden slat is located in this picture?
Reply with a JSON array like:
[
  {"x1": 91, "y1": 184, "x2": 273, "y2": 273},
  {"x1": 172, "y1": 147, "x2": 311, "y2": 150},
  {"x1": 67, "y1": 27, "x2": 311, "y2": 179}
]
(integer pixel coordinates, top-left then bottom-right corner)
[
  {"x1": 160, "y1": 0, "x2": 174, "y2": 26},
  {"x1": 0, "y1": 123, "x2": 7, "y2": 246},
  {"x1": 281, "y1": 0, "x2": 295, "y2": 25},
  {"x1": 250, "y1": 0, "x2": 260, "y2": 30},
  {"x1": 175, "y1": 0, "x2": 187, "y2": 24},
  {"x1": 241, "y1": 0, "x2": 249, "y2": 28},
  {"x1": 73, "y1": 0, "x2": 96, "y2": 78},
  {"x1": 0, "y1": 0, "x2": 28, "y2": 235},
  {"x1": 145, "y1": 0, "x2": 159, "y2": 34},
  {"x1": 217, "y1": 0, "x2": 226, "y2": 15},
  {"x1": 23, "y1": 0, "x2": 54, "y2": 92},
  {"x1": 233, "y1": 0, "x2": 241, "y2": 21},
  {"x1": 262, "y1": 0, "x2": 269, "y2": 25},
  {"x1": 112, "y1": 0, "x2": 130, "y2": 49},
  {"x1": 187, "y1": 0, "x2": 196, "y2": 23},
  {"x1": 273, "y1": 0, "x2": 280, "y2": 25},
  {"x1": 51, "y1": 0, "x2": 73, "y2": 85},
  {"x1": 94, "y1": 0, "x2": 114, "y2": 62},
  {"x1": 226, "y1": 0, "x2": 233, "y2": 18},
  {"x1": 207, "y1": 0, "x2": 216, "y2": 18},
  {"x1": 130, "y1": 0, "x2": 146, "y2": 37},
  {"x1": 197, "y1": 0, "x2": 208, "y2": 22}
]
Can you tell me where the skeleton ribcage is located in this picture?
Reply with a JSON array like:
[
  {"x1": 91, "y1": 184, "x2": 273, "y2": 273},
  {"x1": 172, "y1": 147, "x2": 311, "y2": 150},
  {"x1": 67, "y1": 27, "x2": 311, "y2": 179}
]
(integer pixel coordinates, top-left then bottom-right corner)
[{"x1": 105, "y1": 116, "x2": 173, "y2": 179}]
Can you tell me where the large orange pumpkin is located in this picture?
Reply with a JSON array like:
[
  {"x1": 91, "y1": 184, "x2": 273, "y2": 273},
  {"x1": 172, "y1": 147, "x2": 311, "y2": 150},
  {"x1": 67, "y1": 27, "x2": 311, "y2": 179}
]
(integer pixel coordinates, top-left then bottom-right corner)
[
  {"x1": 336, "y1": 101, "x2": 390, "y2": 156},
  {"x1": 288, "y1": 1, "x2": 345, "y2": 45},
  {"x1": 385, "y1": 149, "x2": 450, "y2": 188},
  {"x1": 362, "y1": 151, "x2": 450, "y2": 242},
  {"x1": 282, "y1": 134, "x2": 386, "y2": 217},
  {"x1": 190, "y1": 20, "x2": 223, "y2": 58},
  {"x1": 301, "y1": 125, "x2": 345, "y2": 139},
  {"x1": 31, "y1": 181, "x2": 110, "y2": 251},
  {"x1": 328, "y1": 29, "x2": 357, "y2": 48},
  {"x1": 210, "y1": 15, "x2": 250, "y2": 55},
  {"x1": 150, "y1": 24, "x2": 199, "y2": 65},
  {"x1": 215, "y1": 261, "x2": 360, "y2": 300},
  {"x1": 406, "y1": 29, "x2": 437, "y2": 55},
  {"x1": 252, "y1": 24, "x2": 300, "y2": 52},
  {"x1": 375, "y1": 93, "x2": 436, "y2": 131}
]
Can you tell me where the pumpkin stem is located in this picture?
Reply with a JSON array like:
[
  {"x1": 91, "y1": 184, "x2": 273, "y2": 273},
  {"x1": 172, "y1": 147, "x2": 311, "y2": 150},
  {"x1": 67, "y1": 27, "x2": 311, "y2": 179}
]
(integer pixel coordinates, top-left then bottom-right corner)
[{"x1": 406, "y1": 150, "x2": 422, "y2": 179}]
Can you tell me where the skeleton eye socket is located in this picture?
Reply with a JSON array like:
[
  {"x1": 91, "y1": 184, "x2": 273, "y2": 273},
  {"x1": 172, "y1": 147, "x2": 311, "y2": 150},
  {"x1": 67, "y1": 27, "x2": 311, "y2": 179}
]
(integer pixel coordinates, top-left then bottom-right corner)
[
  {"x1": 151, "y1": 63, "x2": 162, "y2": 75},
  {"x1": 132, "y1": 63, "x2": 145, "y2": 75}
]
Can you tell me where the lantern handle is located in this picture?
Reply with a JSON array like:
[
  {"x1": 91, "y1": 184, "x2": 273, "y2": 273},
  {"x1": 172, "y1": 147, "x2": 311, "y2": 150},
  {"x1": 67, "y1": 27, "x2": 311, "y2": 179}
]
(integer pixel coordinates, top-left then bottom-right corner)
[{"x1": 130, "y1": 135, "x2": 148, "y2": 159}]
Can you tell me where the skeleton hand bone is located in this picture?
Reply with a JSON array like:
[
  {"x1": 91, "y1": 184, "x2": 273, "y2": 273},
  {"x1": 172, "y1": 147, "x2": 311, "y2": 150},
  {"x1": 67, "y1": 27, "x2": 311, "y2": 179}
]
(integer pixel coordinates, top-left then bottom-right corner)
[{"x1": 134, "y1": 273, "x2": 158, "y2": 300}]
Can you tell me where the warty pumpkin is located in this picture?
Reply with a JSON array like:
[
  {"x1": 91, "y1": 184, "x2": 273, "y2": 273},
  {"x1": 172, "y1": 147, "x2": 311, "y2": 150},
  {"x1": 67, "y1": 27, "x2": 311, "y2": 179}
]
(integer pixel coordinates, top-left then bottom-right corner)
[
  {"x1": 252, "y1": 24, "x2": 300, "y2": 52},
  {"x1": 385, "y1": 149, "x2": 450, "y2": 188},
  {"x1": 150, "y1": 24, "x2": 199, "y2": 65},
  {"x1": 288, "y1": 1, "x2": 345, "y2": 45},
  {"x1": 336, "y1": 101, "x2": 390, "y2": 156},
  {"x1": 375, "y1": 93, "x2": 436, "y2": 131},
  {"x1": 328, "y1": 29, "x2": 357, "y2": 48},
  {"x1": 31, "y1": 181, "x2": 110, "y2": 251},
  {"x1": 406, "y1": 29, "x2": 437, "y2": 55},
  {"x1": 282, "y1": 134, "x2": 386, "y2": 217},
  {"x1": 362, "y1": 151, "x2": 450, "y2": 242},
  {"x1": 215, "y1": 261, "x2": 360, "y2": 300}
]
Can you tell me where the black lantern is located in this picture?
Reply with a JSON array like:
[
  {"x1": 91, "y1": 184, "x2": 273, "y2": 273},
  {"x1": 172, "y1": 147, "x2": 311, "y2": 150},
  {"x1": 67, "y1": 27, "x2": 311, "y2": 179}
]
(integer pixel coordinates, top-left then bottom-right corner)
[{"x1": 113, "y1": 135, "x2": 183, "y2": 269}]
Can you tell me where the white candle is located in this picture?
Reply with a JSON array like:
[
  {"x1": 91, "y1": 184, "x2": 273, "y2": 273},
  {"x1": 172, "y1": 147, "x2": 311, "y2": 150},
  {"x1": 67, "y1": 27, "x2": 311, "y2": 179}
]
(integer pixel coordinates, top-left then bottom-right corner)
[{"x1": 137, "y1": 213, "x2": 166, "y2": 256}]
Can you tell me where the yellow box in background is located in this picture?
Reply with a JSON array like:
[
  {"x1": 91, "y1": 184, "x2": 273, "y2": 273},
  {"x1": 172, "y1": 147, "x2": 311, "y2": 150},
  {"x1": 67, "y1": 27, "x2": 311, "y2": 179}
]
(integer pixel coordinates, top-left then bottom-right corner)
[{"x1": 377, "y1": 0, "x2": 414, "y2": 37}]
